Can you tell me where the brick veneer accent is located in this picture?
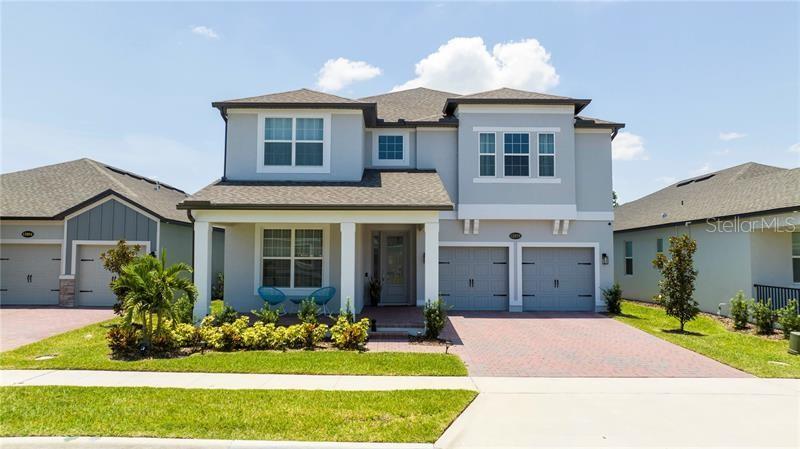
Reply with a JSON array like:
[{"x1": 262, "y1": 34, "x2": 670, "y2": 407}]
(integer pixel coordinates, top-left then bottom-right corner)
[{"x1": 58, "y1": 278, "x2": 75, "y2": 307}]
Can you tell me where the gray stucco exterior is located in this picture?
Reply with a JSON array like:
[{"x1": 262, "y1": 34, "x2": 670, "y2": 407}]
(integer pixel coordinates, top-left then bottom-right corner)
[{"x1": 614, "y1": 212, "x2": 799, "y2": 314}]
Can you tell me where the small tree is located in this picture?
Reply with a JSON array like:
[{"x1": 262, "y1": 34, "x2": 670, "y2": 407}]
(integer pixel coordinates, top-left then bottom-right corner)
[
  {"x1": 652, "y1": 234, "x2": 699, "y2": 332},
  {"x1": 99, "y1": 240, "x2": 142, "y2": 314},
  {"x1": 602, "y1": 283, "x2": 623, "y2": 314}
]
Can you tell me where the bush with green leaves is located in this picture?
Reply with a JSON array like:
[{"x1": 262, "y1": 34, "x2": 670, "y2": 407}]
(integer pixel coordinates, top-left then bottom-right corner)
[
  {"x1": 652, "y1": 235, "x2": 699, "y2": 332},
  {"x1": 751, "y1": 299, "x2": 776, "y2": 335},
  {"x1": 423, "y1": 297, "x2": 449, "y2": 340},
  {"x1": 211, "y1": 272, "x2": 224, "y2": 301},
  {"x1": 729, "y1": 291, "x2": 751, "y2": 330},
  {"x1": 170, "y1": 322, "x2": 200, "y2": 348},
  {"x1": 209, "y1": 304, "x2": 239, "y2": 326},
  {"x1": 99, "y1": 240, "x2": 143, "y2": 315},
  {"x1": 242, "y1": 322, "x2": 282, "y2": 350},
  {"x1": 297, "y1": 299, "x2": 319, "y2": 324},
  {"x1": 198, "y1": 316, "x2": 249, "y2": 351},
  {"x1": 777, "y1": 299, "x2": 800, "y2": 339},
  {"x1": 252, "y1": 304, "x2": 281, "y2": 325},
  {"x1": 172, "y1": 295, "x2": 196, "y2": 324},
  {"x1": 330, "y1": 316, "x2": 370, "y2": 350},
  {"x1": 106, "y1": 325, "x2": 141, "y2": 359},
  {"x1": 602, "y1": 283, "x2": 623, "y2": 314}
]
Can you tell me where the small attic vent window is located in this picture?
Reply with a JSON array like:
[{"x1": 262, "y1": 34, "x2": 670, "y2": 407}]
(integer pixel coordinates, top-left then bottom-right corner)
[{"x1": 676, "y1": 174, "x2": 716, "y2": 187}]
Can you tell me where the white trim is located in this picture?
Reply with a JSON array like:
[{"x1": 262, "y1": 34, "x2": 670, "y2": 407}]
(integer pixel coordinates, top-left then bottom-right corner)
[
  {"x1": 553, "y1": 220, "x2": 561, "y2": 235},
  {"x1": 472, "y1": 219, "x2": 479, "y2": 235},
  {"x1": 416, "y1": 127, "x2": 457, "y2": 132},
  {"x1": 61, "y1": 221, "x2": 68, "y2": 275},
  {"x1": 463, "y1": 220, "x2": 470, "y2": 235},
  {"x1": 63, "y1": 195, "x2": 160, "y2": 223},
  {"x1": 575, "y1": 211, "x2": 614, "y2": 221},
  {"x1": 515, "y1": 242, "x2": 602, "y2": 311},
  {"x1": 193, "y1": 209, "x2": 440, "y2": 224},
  {"x1": 340, "y1": 222, "x2": 356, "y2": 311},
  {"x1": 561, "y1": 220, "x2": 570, "y2": 235},
  {"x1": 59, "y1": 274, "x2": 75, "y2": 280},
  {"x1": 576, "y1": 128, "x2": 612, "y2": 134},
  {"x1": 252, "y1": 224, "x2": 331, "y2": 297},
  {"x1": 227, "y1": 108, "x2": 363, "y2": 115},
  {"x1": 256, "y1": 112, "x2": 332, "y2": 174},
  {"x1": 439, "y1": 241, "x2": 515, "y2": 311},
  {"x1": 0, "y1": 220, "x2": 63, "y2": 225},
  {"x1": 371, "y1": 130, "x2": 410, "y2": 167},
  {"x1": 423, "y1": 222, "x2": 440, "y2": 304},
  {"x1": 193, "y1": 222, "x2": 213, "y2": 321},
  {"x1": 458, "y1": 204, "x2": 577, "y2": 220},
  {"x1": 0, "y1": 239, "x2": 63, "y2": 245},
  {"x1": 473, "y1": 177, "x2": 561, "y2": 184},
  {"x1": 70, "y1": 240, "x2": 150, "y2": 276},
  {"x1": 456, "y1": 104, "x2": 574, "y2": 114},
  {"x1": 155, "y1": 221, "x2": 161, "y2": 253},
  {"x1": 439, "y1": 210, "x2": 457, "y2": 220},
  {"x1": 473, "y1": 126, "x2": 561, "y2": 133}
]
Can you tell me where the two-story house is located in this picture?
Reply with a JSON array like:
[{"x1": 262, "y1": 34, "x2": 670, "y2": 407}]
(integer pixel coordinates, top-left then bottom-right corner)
[{"x1": 179, "y1": 87, "x2": 624, "y2": 319}]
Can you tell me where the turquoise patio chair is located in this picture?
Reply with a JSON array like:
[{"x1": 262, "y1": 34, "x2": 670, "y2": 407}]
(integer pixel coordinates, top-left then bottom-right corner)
[
  {"x1": 257, "y1": 286, "x2": 286, "y2": 309},
  {"x1": 308, "y1": 286, "x2": 337, "y2": 315}
]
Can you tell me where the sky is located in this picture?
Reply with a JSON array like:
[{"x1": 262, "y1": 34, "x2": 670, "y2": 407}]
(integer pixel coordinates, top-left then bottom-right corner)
[{"x1": 1, "y1": 1, "x2": 798, "y2": 203}]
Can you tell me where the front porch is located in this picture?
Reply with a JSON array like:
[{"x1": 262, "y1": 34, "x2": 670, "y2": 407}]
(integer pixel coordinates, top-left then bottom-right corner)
[{"x1": 191, "y1": 210, "x2": 442, "y2": 321}]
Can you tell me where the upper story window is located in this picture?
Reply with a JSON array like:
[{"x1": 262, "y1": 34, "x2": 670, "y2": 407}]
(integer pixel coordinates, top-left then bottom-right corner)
[
  {"x1": 792, "y1": 232, "x2": 799, "y2": 283},
  {"x1": 624, "y1": 241, "x2": 633, "y2": 275},
  {"x1": 479, "y1": 133, "x2": 496, "y2": 177},
  {"x1": 503, "y1": 133, "x2": 529, "y2": 176},
  {"x1": 257, "y1": 113, "x2": 331, "y2": 174},
  {"x1": 538, "y1": 133, "x2": 555, "y2": 177},
  {"x1": 264, "y1": 117, "x2": 323, "y2": 167},
  {"x1": 656, "y1": 238, "x2": 664, "y2": 254},
  {"x1": 378, "y1": 135, "x2": 404, "y2": 160}
]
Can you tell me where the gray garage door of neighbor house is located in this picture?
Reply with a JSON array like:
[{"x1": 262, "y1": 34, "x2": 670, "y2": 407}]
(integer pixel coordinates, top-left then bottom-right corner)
[
  {"x1": 521, "y1": 247, "x2": 595, "y2": 311},
  {"x1": 439, "y1": 247, "x2": 509, "y2": 310},
  {"x1": 0, "y1": 244, "x2": 61, "y2": 305}
]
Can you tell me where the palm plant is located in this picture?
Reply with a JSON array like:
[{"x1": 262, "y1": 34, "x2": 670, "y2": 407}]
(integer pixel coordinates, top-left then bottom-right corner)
[{"x1": 112, "y1": 250, "x2": 197, "y2": 348}]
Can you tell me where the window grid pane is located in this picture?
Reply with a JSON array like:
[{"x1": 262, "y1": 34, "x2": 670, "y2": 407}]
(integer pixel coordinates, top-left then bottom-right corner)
[
  {"x1": 538, "y1": 155, "x2": 555, "y2": 177},
  {"x1": 625, "y1": 259, "x2": 633, "y2": 276},
  {"x1": 480, "y1": 154, "x2": 495, "y2": 176},
  {"x1": 294, "y1": 259, "x2": 322, "y2": 288},
  {"x1": 378, "y1": 135, "x2": 404, "y2": 160},
  {"x1": 538, "y1": 133, "x2": 555, "y2": 154},
  {"x1": 295, "y1": 142, "x2": 323, "y2": 166},
  {"x1": 656, "y1": 238, "x2": 664, "y2": 253},
  {"x1": 265, "y1": 118, "x2": 292, "y2": 140},
  {"x1": 792, "y1": 233, "x2": 800, "y2": 256},
  {"x1": 295, "y1": 229, "x2": 323, "y2": 258},
  {"x1": 263, "y1": 229, "x2": 291, "y2": 257},
  {"x1": 264, "y1": 142, "x2": 292, "y2": 166},
  {"x1": 263, "y1": 259, "x2": 291, "y2": 288},
  {"x1": 625, "y1": 241, "x2": 633, "y2": 258},
  {"x1": 296, "y1": 118, "x2": 323, "y2": 141},
  {"x1": 504, "y1": 133, "x2": 529, "y2": 154},
  {"x1": 479, "y1": 133, "x2": 495, "y2": 154},
  {"x1": 504, "y1": 155, "x2": 529, "y2": 176}
]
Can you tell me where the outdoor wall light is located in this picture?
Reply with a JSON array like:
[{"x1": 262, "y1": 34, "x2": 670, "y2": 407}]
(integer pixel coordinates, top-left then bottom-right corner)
[{"x1": 601, "y1": 253, "x2": 609, "y2": 265}]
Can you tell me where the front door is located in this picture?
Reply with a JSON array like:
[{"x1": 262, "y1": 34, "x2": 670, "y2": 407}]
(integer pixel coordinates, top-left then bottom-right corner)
[{"x1": 379, "y1": 232, "x2": 409, "y2": 305}]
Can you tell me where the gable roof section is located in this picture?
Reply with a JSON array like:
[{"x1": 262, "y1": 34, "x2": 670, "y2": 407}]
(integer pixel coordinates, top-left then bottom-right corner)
[
  {"x1": 614, "y1": 162, "x2": 800, "y2": 232},
  {"x1": 179, "y1": 170, "x2": 454, "y2": 211},
  {"x1": 0, "y1": 158, "x2": 190, "y2": 223},
  {"x1": 443, "y1": 87, "x2": 591, "y2": 115},
  {"x1": 359, "y1": 87, "x2": 459, "y2": 125}
]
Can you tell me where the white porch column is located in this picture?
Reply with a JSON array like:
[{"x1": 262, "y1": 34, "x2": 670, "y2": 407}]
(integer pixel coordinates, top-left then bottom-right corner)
[
  {"x1": 424, "y1": 221, "x2": 439, "y2": 304},
  {"x1": 192, "y1": 220, "x2": 213, "y2": 322},
  {"x1": 339, "y1": 222, "x2": 356, "y2": 312}
]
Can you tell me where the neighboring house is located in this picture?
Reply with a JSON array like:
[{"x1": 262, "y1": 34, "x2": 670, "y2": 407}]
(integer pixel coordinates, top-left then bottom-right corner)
[
  {"x1": 180, "y1": 87, "x2": 623, "y2": 318},
  {"x1": 0, "y1": 158, "x2": 224, "y2": 307},
  {"x1": 613, "y1": 162, "x2": 800, "y2": 314}
]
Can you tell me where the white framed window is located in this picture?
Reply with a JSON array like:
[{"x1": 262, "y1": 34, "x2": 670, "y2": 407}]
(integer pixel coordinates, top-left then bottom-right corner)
[
  {"x1": 624, "y1": 241, "x2": 633, "y2": 275},
  {"x1": 259, "y1": 226, "x2": 328, "y2": 290},
  {"x1": 371, "y1": 130, "x2": 410, "y2": 166},
  {"x1": 479, "y1": 133, "x2": 496, "y2": 177},
  {"x1": 257, "y1": 112, "x2": 331, "y2": 174},
  {"x1": 792, "y1": 232, "x2": 799, "y2": 283},
  {"x1": 503, "y1": 133, "x2": 530, "y2": 177},
  {"x1": 656, "y1": 238, "x2": 664, "y2": 254},
  {"x1": 538, "y1": 133, "x2": 555, "y2": 177}
]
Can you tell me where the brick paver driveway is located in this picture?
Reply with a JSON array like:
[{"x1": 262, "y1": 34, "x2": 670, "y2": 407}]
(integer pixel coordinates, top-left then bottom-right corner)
[
  {"x1": 441, "y1": 312, "x2": 750, "y2": 377},
  {"x1": 0, "y1": 307, "x2": 114, "y2": 351}
]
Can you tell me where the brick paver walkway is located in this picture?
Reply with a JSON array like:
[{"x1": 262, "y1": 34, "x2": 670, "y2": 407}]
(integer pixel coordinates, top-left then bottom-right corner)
[
  {"x1": 440, "y1": 312, "x2": 750, "y2": 377},
  {"x1": 0, "y1": 307, "x2": 114, "y2": 351}
]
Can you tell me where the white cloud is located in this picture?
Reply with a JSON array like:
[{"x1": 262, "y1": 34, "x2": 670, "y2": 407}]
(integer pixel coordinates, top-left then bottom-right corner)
[
  {"x1": 392, "y1": 37, "x2": 559, "y2": 94},
  {"x1": 1, "y1": 119, "x2": 219, "y2": 193},
  {"x1": 789, "y1": 143, "x2": 800, "y2": 153},
  {"x1": 612, "y1": 132, "x2": 648, "y2": 161},
  {"x1": 316, "y1": 58, "x2": 382, "y2": 92},
  {"x1": 191, "y1": 26, "x2": 219, "y2": 39},
  {"x1": 719, "y1": 131, "x2": 746, "y2": 141}
]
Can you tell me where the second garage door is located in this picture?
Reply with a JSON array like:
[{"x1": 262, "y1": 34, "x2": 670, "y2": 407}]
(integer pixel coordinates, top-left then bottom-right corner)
[
  {"x1": 439, "y1": 247, "x2": 509, "y2": 311},
  {"x1": 0, "y1": 244, "x2": 61, "y2": 305},
  {"x1": 522, "y1": 247, "x2": 595, "y2": 312},
  {"x1": 76, "y1": 245, "x2": 117, "y2": 307}
]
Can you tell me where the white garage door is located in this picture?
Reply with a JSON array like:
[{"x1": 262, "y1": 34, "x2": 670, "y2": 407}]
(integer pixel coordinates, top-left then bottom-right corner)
[
  {"x1": 439, "y1": 247, "x2": 509, "y2": 311},
  {"x1": 0, "y1": 244, "x2": 61, "y2": 305},
  {"x1": 521, "y1": 247, "x2": 595, "y2": 312},
  {"x1": 76, "y1": 245, "x2": 117, "y2": 307}
]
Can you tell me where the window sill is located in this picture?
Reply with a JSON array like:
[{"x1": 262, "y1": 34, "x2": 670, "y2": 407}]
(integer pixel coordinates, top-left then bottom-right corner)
[{"x1": 473, "y1": 177, "x2": 562, "y2": 184}]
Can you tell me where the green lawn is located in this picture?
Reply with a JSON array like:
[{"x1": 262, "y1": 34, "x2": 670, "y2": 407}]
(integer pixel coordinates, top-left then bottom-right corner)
[
  {"x1": 0, "y1": 386, "x2": 476, "y2": 442},
  {"x1": 0, "y1": 320, "x2": 467, "y2": 376},
  {"x1": 615, "y1": 300, "x2": 800, "y2": 378}
]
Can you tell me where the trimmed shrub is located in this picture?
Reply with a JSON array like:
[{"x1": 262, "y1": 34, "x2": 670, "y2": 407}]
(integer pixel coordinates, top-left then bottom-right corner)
[
  {"x1": 751, "y1": 299, "x2": 776, "y2": 335},
  {"x1": 729, "y1": 291, "x2": 751, "y2": 330},
  {"x1": 171, "y1": 322, "x2": 200, "y2": 347},
  {"x1": 242, "y1": 322, "x2": 281, "y2": 350},
  {"x1": 602, "y1": 283, "x2": 623, "y2": 314},
  {"x1": 199, "y1": 316, "x2": 249, "y2": 351},
  {"x1": 330, "y1": 316, "x2": 370, "y2": 350},
  {"x1": 297, "y1": 299, "x2": 319, "y2": 324},
  {"x1": 107, "y1": 325, "x2": 141, "y2": 359},
  {"x1": 423, "y1": 297, "x2": 449, "y2": 340},
  {"x1": 777, "y1": 299, "x2": 800, "y2": 339}
]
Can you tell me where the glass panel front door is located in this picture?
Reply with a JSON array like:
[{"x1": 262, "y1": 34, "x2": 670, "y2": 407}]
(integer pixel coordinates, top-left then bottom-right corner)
[{"x1": 380, "y1": 232, "x2": 409, "y2": 305}]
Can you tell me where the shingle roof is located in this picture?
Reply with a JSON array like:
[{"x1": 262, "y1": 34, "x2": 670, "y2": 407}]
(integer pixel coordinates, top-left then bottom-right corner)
[
  {"x1": 614, "y1": 162, "x2": 800, "y2": 232},
  {"x1": 359, "y1": 88, "x2": 457, "y2": 123},
  {"x1": 213, "y1": 88, "x2": 364, "y2": 106},
  {"x1": 455, "y1": 87, "x2": 573, "y2": 101},
  {"x1": 0, "y1": 158, "x2": 190, "y2": 223},
  {"x1": 179, "y1": 170, "x2": 454, "y2": 211}
]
